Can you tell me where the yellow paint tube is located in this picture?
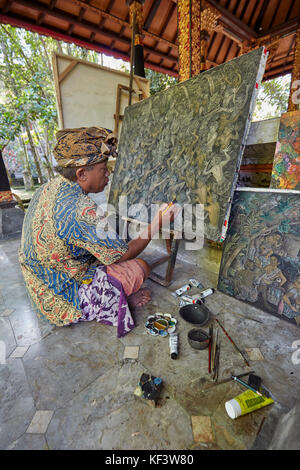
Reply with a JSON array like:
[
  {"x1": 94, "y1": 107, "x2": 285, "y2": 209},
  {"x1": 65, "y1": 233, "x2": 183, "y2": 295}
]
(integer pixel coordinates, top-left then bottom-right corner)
[{"x1": 225, "y1": 389, "x2": 274, "y2": 419}]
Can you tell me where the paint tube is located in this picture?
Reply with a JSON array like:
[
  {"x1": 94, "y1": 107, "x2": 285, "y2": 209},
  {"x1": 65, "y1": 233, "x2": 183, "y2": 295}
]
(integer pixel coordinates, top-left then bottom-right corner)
[
  {"x1": 225, "y1": 389, "x2": 274, "y2": 419},
  {"x1": 169, "y1": 333, "x2": 178, "y2": 359},
  {"x1": 180, "y1": 295, "x2": 204, "y2": 305},
  {"x1": 172, "y1": 283, "x2": 192, "y2": 297},
  {"x1": 198, "y1": 288, "x2": 215, "y2": 299},
  {"x1": 189, "y1": 279, "x2": 204, "y2": 289}
]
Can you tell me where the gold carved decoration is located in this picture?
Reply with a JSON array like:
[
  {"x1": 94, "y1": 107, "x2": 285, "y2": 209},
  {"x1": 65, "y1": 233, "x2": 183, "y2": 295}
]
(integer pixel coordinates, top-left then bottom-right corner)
[
  {"x1": 288, "y1": 26, "x2": 300, "y2": 112},
  {"x1": 178, "y1": 0, "x2": 220, "y2": 81}
]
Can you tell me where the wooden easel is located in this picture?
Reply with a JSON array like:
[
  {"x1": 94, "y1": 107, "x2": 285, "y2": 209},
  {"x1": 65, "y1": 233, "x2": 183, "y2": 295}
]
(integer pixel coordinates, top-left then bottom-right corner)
[
  {"x1": 121, "y1": 216, "x2": 180, "y2": 287},
  {"x1": 148, "y1": 235, "x2": 180, "y2": 287}
]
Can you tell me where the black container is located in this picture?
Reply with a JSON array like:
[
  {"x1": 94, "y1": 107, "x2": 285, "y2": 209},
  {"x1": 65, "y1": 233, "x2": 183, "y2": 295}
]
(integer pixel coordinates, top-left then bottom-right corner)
[
  {"x1": 188, "y1": 328, "x2": 210, "y2": 350},
  {"x1": 179, "y1": 303, "x2": 210, "y2": 326}
]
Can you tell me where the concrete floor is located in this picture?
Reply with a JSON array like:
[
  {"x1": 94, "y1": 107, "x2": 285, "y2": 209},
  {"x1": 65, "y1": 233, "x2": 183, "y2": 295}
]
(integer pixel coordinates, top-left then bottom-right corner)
[{"x1": 1, "y1": 230, "x2": 300, "y2": 451}]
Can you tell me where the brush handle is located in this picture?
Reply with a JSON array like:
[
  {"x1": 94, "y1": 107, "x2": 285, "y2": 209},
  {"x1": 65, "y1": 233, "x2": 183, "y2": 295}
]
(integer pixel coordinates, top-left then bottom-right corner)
[
  {"x1": 215, "y1": 319, "x2": 250, "y2": 367},
  {"x1": 232, "y1": 376, "x2": 263, "y2": 396}
]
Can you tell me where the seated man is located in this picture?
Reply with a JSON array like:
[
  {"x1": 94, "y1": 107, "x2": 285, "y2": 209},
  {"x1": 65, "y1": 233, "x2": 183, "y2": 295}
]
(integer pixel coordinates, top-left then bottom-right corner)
[{"x1": 19, "y1": 127, "x2": 174, "y2": 337}]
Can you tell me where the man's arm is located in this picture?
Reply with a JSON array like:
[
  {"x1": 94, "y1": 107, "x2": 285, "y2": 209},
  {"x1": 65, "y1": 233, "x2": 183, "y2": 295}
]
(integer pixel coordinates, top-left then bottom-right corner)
[{"x1": 116, "y1": 202, "x2": 176, "y2": 263}]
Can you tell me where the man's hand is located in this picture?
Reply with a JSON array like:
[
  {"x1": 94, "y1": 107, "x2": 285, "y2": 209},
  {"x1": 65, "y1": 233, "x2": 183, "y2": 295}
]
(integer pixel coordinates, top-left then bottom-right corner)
[
  {"x1": 116, "y1": 202, "x2": 180, "y2": 263},
  {"x1": 151, "y1": 202, "x2": 179, "y2": 235}
]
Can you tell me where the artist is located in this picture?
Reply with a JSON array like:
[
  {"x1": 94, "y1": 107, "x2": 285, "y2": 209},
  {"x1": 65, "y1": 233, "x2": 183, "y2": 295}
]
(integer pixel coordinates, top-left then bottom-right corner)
[{"x1": 19, "y1": 127, "x2": 175, "y2": 337}]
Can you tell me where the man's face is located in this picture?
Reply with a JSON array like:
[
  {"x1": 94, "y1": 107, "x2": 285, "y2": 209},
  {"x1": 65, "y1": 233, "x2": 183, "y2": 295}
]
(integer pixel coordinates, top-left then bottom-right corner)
[{"x1": 78, "y1": 160, "x2": 110, "y2": 193}]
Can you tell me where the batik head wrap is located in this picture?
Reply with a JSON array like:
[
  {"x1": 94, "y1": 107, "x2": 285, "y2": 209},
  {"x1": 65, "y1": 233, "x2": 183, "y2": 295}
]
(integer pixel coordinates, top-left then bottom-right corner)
[{"x1": 53, "y1": 126, "x2": 118, "y2": 167}]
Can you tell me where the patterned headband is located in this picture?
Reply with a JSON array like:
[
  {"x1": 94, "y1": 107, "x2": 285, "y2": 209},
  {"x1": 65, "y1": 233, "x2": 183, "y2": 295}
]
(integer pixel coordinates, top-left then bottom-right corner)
[{"x1": 53, "y1": 126, "x2": 118, "y2": 168}]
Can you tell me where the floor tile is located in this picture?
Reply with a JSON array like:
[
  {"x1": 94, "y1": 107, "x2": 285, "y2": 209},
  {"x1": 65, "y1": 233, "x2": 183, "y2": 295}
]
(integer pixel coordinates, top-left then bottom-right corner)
[
  {"x1": 123, "y1": 346, "x2": 139, "y2": 360},
  {"x1": 0, "y1": 359, "x2": 35, "y2": 449},
  {"x1": 6, "y1": 434, "x2": 49, "y2": 450},
  {"x1": 245, "y1": 348, "x2": 264, "y2": 361},
  {"x1": 10, "y1": 346, "x2": 29, "y2": 358},
  {"x1": 0, "y1": 309, "x2": 15, "y2": 317},
  {"x1": 26, "y1": 410, "x2": 54, "y2": 434},
  {"x1": 191, "y1": 416, "x2": 214, "y2": 443}
]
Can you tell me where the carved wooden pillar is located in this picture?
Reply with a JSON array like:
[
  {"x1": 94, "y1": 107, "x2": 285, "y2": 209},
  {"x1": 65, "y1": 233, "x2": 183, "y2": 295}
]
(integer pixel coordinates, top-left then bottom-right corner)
[
  {"x1": 288, "y1": 25, "x2": 300, "y2": 112},
  {"x1": 178, "y1": 0, "x2": 220, "y2": 82},
  {"x1": 199, "y1": 4, "x2": 220, "y2": 73},
  {"x1": 128, "y1": 0, "x2": 145, "y2": 78}
]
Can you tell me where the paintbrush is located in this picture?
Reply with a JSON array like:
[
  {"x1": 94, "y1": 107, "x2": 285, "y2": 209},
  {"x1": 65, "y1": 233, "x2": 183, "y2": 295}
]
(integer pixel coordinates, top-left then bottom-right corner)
[
  {"x1": 231, "y1": 375, "x2": 263, "y2": 396},
  {"x1": 212, "y1": 327, "x2": 218, "y2": 373},
  {"x1": 230, "y1": 311, "x2": 264, "y2": 324},
  {"x1": 208, "y1": 325, "x2": 213, "y2": 374},
  {"x1": 215, "y1": 318, "x2": 250, "y2": 367},
  {"x1": 213, "y1": 341, "x2": 220, "y2": 382},
  {"x1": 161, "y1": 198, "x2": 177, "y2": 215}
]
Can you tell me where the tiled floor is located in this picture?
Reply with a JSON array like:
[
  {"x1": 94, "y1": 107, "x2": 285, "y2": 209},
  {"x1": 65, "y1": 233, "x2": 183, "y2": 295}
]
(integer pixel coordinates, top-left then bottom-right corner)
[{"x1": 1, "y1": 235, "x2": 300, "y2": 450}]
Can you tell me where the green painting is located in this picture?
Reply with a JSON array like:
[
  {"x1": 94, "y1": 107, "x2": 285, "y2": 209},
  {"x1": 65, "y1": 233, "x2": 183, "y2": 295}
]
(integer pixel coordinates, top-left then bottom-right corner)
[
  {"x1": 218, "y1": 189, "x2": 300, "y2": 326},
  {"x1": 109, "y1": 48, "x2": 267, "y2": 241}
]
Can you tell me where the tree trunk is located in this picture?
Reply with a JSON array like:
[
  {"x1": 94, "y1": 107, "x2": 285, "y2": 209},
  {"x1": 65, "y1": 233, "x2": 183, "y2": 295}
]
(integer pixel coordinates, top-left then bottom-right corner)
[
  {"x1": 32, "y1": 122, "x2": 54, "y2": 180},
  {"x1": 44, "y1": 124, "x2": 55, "y2": 179},
  {"x1": 19, "y1": 135, "x2": 34, "y2": 190},
  {"x1": 24, "y1": 122, "x2": 44, "y2": 184}
]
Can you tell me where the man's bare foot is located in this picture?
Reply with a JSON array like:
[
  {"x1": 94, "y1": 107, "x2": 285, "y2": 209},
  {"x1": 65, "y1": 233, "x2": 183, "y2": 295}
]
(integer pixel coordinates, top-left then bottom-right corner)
[{"x1": 128, "y1": 288, "x2": 151, "y2": 308}]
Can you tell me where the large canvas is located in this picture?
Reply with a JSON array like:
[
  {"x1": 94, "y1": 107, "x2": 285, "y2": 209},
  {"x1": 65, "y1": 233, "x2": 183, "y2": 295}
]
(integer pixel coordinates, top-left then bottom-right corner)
[
  {"x1": 109, "y1": 48, "x2": 267, "y2": 241},
  {"x1": 270, "y1": 110, "x2": 300, "y2": 190},
  {"x1": 218, "y1": 189, "x2": 300, "y2": 326}
]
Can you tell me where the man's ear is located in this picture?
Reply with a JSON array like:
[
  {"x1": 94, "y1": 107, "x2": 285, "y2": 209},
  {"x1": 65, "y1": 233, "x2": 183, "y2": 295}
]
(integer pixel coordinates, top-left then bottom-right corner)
[{"x1": 76, "y1": 167, "x2": 87, "y2": 181}]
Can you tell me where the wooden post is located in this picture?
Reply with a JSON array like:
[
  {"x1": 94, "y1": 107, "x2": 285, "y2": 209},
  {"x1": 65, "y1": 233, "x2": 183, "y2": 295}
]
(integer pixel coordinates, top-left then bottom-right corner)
[
  {"x1": 128, "y1": 0, "x2": 145, "y2": 105},
  {"x1": 288, "y1": 25, "x2": 300, "y2": 112},
  {"x1": 178, "y1": 0, "x2": 220, "y2": 82},
  {"x1": 129, "y1": 10, "x2": 136, "y2": 106}
]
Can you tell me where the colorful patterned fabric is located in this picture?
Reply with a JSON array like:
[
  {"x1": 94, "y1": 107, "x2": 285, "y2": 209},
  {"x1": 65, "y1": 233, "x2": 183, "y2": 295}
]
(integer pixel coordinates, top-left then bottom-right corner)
[
  {"x1": 53, "y1": 127, "x2": 118, "y2": 168},
  {"x1": 19, "y1": 174, "x2": 128, "y2": 327},
  {"x1": 270, "y1": 110, "x2": 300, "y2": 190},
  {"x1": 77, "y1": 260, "x2": 146, "y2": 337}
]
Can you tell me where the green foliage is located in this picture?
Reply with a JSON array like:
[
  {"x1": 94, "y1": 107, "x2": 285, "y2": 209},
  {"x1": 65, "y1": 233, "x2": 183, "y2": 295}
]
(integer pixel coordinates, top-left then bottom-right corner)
[
  {"x1": 253, "y1": 74, "x2": 291, "y2": 120},
  {"x1": 145, "y1": 68, "x2": 178, "y2": 95},
  {"x1": 0, "y1": 24, "x2": 100, "y2": 168}
]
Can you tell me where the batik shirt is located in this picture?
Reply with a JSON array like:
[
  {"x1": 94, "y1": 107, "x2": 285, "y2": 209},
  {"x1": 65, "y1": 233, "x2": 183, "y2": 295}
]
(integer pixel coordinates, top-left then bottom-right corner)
[{"x1": 19, "y1": 174, "x2": 128, "y2": 326}]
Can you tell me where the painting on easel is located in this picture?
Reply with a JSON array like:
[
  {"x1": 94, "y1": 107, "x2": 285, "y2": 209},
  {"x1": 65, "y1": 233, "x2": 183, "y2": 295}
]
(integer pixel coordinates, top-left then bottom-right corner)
[
  {"x1": 109, "y1": 48, "x2": 268, "y2": 242},
  {"x1": 218, "y1": 189, "x2": 300, "y2": 326}
]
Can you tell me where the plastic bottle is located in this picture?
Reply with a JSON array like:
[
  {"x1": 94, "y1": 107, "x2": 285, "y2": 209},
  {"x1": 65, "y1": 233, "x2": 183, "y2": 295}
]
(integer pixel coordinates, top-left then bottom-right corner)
[
  {"x1": 169, "y1": 333, "x2": 178, "y2": 359},
  {"x1": 225, "y1": 389, "x2": 274, "y2": 419}
]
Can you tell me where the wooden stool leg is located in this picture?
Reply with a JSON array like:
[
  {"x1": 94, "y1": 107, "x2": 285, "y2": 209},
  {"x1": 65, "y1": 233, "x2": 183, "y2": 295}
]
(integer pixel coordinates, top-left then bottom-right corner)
[{"x1": 149, "y1": 237, "x2": 180, "y2": 287}]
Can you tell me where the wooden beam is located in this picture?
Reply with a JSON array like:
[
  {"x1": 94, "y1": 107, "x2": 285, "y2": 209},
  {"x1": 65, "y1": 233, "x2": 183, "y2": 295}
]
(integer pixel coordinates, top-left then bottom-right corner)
[
  {"x1": 58, "y1": 59, "x2": 78, "y2": 83},
  {"x1": 144, "y1": 0, "x2": 161, "y2": 30},
  {"x1": 258, "y1": 17, "x2": 299, "y2": 39},
  {"x1": 204, "y1": 0, "x2": 258, "y2": 41},
  {"x1": 254, "y1": 0, "x2": 269, "y2": 32},
  {"x1": 66, "y1": 0, "x2": 178, "y2": 50},
  {"x1": 10, "y1": 0, "x2": 179, "y2": 65},
  {"x1": 2, "y1": 0, "x2": 13, "y2": 14}
]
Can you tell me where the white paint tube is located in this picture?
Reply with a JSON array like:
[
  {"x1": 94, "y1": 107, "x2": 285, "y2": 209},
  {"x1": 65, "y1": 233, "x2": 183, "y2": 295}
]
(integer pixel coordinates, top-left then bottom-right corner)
[
  {"x1": 189, "y1": 279, "x2": 204, "y2": 289},
  {"x1": 172, "y1": 283, "x2": 192, "y2": 297},
  {"x1": 196, "y1": 288, "x2": 215, "y2": 299},
  {"x1": 180, "y1": 295, "x2": 204, "y2": 305},
  {"x1": 169, "y1": 333, "x2": 178, "y2": 360}
]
